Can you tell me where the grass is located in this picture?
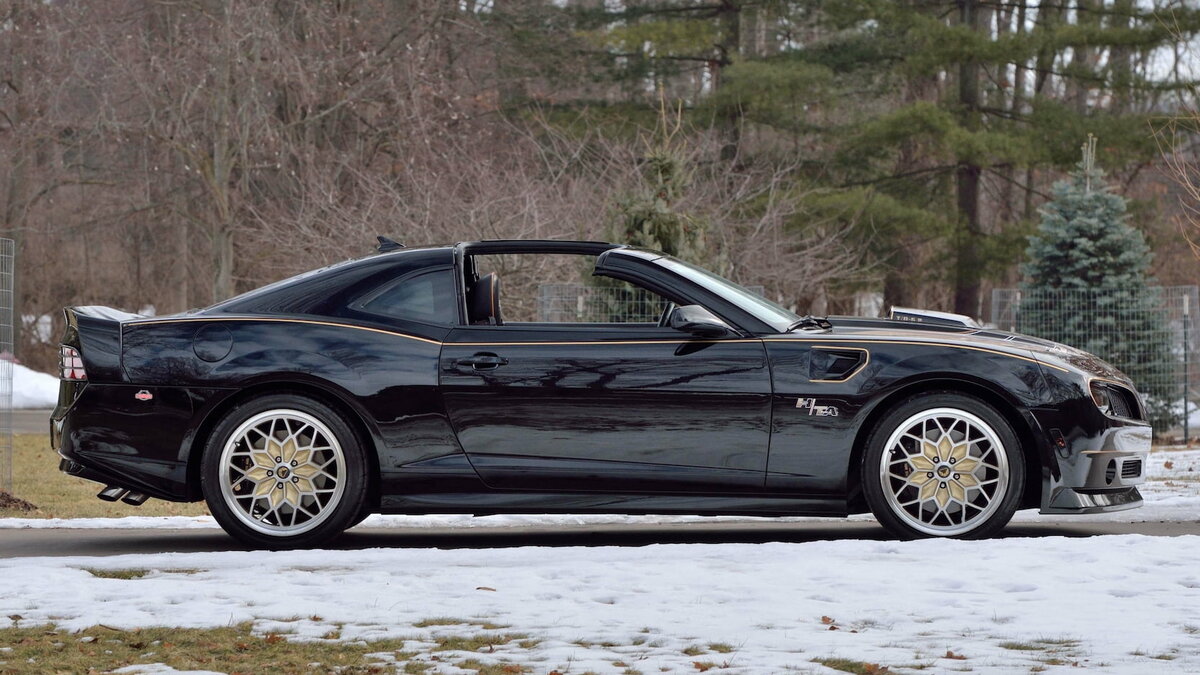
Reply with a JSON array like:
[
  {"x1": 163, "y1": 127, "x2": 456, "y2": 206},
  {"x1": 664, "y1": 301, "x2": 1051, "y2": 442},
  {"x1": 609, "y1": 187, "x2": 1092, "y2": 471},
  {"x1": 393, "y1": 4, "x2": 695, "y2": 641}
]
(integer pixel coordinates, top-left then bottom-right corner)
[
  {"x1": 708, "y1": 642, "x2": 735, "y2": 654},
  {"x1": 431, "y1": 633, "x2": 528, "y2": 652},
  {"x1": 0, "y1": 622, "x2": 418, "y2": 674},
  {"x1": 0, "y1": 434, "x2": 209, "y2": 519},
  {"x1": 812, "y1": 657, "x2": 891, "y2": 674},
  {"x1": 998, "y1": 642, "x2": 1042, "y2": 651},
  {"x1": 0, "y1": 622, "x2": 551, "y2": 674},
  {"x1": 83, "y1": 568, "x2": 152, "y2": 580}
]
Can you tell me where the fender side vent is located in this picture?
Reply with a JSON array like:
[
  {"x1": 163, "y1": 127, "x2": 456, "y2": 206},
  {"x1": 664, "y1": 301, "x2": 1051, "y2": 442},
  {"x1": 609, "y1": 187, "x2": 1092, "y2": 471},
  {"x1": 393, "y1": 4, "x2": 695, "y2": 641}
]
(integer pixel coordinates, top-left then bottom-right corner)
[{"x1": 810, "y1": 347, "x2": 869, "y2": 382}]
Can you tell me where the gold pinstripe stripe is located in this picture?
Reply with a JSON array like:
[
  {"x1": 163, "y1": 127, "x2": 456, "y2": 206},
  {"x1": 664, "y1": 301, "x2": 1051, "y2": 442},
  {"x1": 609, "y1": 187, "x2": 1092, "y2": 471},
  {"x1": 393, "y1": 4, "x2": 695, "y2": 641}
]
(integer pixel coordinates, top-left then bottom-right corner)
[
  {"x1": 451, "y1": 339, "x2": 762, "y2": 347},
  {"x1": 124, "y1": 317, "x2": 1069, "y2": 372},
  {"x1": 765, "y1": 337, "x2": 1069, "y2": 372},
  {"x1": 124, "y1": 316, "x2": 443, "y2": 345}
]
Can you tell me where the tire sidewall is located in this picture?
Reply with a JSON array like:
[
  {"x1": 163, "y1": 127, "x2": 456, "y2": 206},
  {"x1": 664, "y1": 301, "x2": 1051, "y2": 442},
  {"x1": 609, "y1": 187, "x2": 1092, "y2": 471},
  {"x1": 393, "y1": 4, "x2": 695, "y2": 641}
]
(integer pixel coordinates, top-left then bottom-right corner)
[
  {"x1": 861, "y1": 392, "x2": 1026, "y2": 540},
  {"x1": 200, "y1": 394, "x2": 368, "y2": 549}
]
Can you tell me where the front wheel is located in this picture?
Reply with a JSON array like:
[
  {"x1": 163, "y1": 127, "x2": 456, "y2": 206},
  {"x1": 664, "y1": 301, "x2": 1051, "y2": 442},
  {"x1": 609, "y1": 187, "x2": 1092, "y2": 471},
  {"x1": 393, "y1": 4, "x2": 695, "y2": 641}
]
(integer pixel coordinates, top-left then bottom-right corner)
[
  {"x1": 201, "y1": 394, "x2": 368, "y2": 549},
  {"x1": 862, "y1": 393, "x2": 1025, "y2": 539}
]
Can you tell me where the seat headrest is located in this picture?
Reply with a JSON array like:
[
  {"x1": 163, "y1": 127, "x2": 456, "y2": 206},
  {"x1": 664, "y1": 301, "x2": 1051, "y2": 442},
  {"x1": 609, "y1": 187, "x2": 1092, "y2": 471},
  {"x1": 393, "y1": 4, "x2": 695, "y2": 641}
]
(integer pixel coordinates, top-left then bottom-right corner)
[{"x1": 469, "y1": 273, "x2": 503, "y2": 325}]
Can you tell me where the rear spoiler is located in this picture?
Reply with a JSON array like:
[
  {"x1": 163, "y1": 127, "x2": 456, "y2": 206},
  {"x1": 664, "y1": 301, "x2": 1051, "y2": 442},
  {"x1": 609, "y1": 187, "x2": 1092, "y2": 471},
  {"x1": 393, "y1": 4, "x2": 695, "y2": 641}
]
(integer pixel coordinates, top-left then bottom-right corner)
[{"x1": 61, "y1": 306, "x2": 146, "y2": 382}]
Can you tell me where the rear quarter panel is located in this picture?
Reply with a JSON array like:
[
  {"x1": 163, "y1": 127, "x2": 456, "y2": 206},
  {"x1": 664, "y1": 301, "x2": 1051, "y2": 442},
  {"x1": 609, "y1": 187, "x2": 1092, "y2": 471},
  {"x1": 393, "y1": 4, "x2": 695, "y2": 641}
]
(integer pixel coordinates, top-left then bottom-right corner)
[{"x1": 120, "y1": 317, "x2": 460, "y2": 478}]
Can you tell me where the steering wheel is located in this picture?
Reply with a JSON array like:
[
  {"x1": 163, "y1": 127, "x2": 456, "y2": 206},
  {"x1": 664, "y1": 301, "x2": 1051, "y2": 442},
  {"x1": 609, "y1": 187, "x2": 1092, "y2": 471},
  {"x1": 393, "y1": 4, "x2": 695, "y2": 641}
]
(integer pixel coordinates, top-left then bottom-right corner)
[{"x1": 657, "y1": 302, "x2": 678, "y2": 328}]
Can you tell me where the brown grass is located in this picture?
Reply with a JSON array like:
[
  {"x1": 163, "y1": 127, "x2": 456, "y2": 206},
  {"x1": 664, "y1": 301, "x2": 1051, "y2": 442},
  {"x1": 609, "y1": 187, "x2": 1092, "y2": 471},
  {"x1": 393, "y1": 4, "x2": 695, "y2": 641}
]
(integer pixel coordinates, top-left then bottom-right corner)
[
  {"x1": 0, "y1": 434, "x2": 209, "y2": 519},
  {"x1": 0, "y1": 622, "x2": 551, "y2": 674},
  {"x1": 0, "y1": 623, "x2": 416, "y2": 674}
]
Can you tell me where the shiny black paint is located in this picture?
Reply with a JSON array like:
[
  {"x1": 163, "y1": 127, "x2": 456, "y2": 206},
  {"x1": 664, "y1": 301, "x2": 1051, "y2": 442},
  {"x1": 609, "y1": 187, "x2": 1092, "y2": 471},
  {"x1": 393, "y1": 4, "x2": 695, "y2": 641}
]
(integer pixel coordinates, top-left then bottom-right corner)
[
  {"x1": 441, "y1": 326, "x2": 771, "y2": 492},
  {"x1": 52, "y1": 240, "x2": 1150, "y2": 519}
]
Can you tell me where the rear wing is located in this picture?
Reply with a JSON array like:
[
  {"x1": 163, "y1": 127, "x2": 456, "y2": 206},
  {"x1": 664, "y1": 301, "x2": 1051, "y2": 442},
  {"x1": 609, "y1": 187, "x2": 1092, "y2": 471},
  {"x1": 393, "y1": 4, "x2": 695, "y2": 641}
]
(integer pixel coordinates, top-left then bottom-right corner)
[{"x1": 61, "y1": 306, "x2": 146, "y2": 383}]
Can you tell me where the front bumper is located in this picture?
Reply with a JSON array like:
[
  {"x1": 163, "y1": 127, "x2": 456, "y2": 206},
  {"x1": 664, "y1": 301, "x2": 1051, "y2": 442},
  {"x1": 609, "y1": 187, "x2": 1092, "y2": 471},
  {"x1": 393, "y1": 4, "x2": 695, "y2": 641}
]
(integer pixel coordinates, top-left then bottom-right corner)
[{"x1": 1039, "y1": 423, "x2": 1150, "y2": 514}]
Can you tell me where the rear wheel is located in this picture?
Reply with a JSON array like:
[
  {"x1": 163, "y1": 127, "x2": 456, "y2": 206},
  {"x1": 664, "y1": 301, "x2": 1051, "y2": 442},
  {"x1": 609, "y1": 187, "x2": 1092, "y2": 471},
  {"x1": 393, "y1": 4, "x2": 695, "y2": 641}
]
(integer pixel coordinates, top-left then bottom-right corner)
[
  {"x1": 862, "y1": 392, "x2": 1025, "y2": 539},
  {"x1": 201, "y1": 394, "x2": 368, "y2": 548}
]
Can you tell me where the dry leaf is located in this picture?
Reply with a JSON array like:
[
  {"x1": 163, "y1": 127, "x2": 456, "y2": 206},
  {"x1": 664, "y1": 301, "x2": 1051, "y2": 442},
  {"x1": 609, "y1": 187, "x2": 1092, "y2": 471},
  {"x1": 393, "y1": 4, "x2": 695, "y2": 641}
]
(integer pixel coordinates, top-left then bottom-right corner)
[
  {"x1": 476, "y1": 586, "x2": 497, "y2": 592},
  {"x1": 264, "y1": 634, "x2": 284, "y2": 644},
  {"x1": 828, "y1": 625, "x2": 840, "y2": 631},
  {"x1": 693, "y1": 662, "x2": 713, "y2": 672},
  {"x1": 820, "y1": 616, "x2": 835, "y2": 625},
  {"x1": 1165, "y1": 460, "x2": 1174, "y2": 469},
  {"x1": 945, "y1": 650, "x2": 966, "y2": 660}
]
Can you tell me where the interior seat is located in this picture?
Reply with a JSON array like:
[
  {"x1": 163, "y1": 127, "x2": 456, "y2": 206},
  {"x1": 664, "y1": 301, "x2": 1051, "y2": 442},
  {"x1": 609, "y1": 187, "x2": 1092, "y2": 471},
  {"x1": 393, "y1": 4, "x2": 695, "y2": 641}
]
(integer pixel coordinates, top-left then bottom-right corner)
[{"x1": 469, "y1": 273, "x2": 503, "y2": 325}]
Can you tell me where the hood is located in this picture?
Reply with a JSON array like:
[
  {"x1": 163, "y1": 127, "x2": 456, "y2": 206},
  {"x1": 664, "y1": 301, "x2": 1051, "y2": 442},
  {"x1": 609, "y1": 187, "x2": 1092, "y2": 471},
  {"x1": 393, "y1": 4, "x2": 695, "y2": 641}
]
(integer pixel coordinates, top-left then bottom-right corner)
[{"x1": 816, "y1": 316, "x2": 1133, "y2": 385}]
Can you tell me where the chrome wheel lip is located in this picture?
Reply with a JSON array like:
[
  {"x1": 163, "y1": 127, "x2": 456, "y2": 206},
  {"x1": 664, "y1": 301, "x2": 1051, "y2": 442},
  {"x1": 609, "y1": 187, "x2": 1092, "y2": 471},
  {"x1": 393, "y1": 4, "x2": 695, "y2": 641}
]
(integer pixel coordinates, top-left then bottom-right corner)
[
  {"x1": 879, "y1": 407, "x2": 1009, "y2": 537},
  {"x1": 218, "y1": 409, "x2": 346, "y2": 537}
]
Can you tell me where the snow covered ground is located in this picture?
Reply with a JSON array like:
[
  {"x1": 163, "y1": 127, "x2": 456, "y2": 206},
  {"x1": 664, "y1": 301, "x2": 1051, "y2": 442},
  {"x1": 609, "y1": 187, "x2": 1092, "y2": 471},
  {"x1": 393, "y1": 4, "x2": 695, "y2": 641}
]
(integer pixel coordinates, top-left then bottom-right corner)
[
  {"x1": 12, "y1": 362, "x2": 58, "y2": 409},
  {"x1": 3, "y1": 536, "x2": 1199, "y2": 673},
  {"x1": 1, "y1": 450, "x2": 1198, "y2": 673}
]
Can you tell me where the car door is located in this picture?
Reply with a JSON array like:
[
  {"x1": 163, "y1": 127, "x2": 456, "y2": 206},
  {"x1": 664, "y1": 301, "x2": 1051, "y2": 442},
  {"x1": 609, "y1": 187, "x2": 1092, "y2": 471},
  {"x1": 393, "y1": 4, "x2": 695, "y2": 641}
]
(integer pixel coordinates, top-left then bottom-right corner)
[
  {"x1": 436, "y1": 243, "x2": 772, "y2": 492},
  {"x1": 438, "y1": 252, "x2": 772, "y2": 493}
]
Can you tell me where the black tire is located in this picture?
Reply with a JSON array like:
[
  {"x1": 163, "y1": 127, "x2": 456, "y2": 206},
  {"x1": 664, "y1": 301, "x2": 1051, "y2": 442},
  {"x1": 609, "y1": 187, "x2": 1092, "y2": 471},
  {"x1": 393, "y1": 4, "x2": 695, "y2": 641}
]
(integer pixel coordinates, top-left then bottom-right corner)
[
  {"x1": 861, "y1": 392, "x2": 1025, "y2": 540},
  {"x1": 200, "y1": 394, "x2": 369, "y2": 549},
  {"x1": 347, "y1": 503, "x2": 374, "y2": 530}
]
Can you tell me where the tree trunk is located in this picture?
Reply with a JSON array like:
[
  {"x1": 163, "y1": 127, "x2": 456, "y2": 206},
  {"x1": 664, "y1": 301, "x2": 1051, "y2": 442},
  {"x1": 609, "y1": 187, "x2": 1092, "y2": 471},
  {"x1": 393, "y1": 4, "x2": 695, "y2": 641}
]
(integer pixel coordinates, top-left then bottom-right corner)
[
  {"x1": 953, "y1": 0, "x2": 983, "y2": 318},
  {"x1": 716, "y1": 2, "x2": 741, "y2": 162},
  {"x1": 3, "y1": 1, "x2": 33, "y2": 358}
]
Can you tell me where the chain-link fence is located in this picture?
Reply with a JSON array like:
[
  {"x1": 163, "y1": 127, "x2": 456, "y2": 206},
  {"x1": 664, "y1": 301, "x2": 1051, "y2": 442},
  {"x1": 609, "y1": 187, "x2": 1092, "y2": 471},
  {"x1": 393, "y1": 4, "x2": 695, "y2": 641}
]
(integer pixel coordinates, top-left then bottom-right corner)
[
  {"x1": 0, "y1": 239, "x2": 13, "y2": 492},
  {"x1": 538, "y1": 283, "x2": 765, "y2": 324},
  {"x1": 992, "y1": 286, "x2": 1199, "y2": 437}
]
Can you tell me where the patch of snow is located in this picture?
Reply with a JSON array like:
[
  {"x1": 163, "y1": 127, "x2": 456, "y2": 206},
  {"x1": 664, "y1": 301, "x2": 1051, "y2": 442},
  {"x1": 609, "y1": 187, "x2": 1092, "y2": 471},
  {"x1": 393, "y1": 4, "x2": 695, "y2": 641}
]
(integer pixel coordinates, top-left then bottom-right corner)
[
  {"x1": 112, "y1": 666, "x2": 222, "y2": 675},
  {"x1": 21, "y1": 314, "x2": 53, "y2": 345},
  {"x1": 2, "y1": 536, "x2": 1199, "y2": 672},
  {"x1": 0, "y1": 516, "x2": 218, "y2": 530},
  {"x1": 13, "y1": 362, "x2": 58, "y2": 409}
]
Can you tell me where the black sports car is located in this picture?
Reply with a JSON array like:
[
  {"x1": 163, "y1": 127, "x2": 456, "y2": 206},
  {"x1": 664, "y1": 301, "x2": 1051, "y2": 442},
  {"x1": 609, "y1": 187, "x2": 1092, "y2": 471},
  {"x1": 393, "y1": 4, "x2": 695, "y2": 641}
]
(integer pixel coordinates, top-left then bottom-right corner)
[{"x1": 52, "y1": 239, "x2": 1150, "y2": 547}]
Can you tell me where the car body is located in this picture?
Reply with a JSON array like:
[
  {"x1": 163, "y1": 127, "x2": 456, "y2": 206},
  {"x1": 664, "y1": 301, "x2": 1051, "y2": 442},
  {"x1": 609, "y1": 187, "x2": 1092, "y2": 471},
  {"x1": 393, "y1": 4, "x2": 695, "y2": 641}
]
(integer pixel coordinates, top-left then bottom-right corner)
[{"x1": 52, "y1": 239, "x2": 1151, "y2": 546}]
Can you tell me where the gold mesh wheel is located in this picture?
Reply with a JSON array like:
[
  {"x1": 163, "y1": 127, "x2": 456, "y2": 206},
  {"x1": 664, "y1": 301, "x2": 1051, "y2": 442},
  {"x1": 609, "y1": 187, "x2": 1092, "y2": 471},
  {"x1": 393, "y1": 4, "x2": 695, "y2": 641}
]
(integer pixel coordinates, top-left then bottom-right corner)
[
  {"x1": 879, "y1": 407, "x2": 1010, "y2": 536},
  {"x1": 218, "y1": 409, "x2": 347, "y2": 537}
]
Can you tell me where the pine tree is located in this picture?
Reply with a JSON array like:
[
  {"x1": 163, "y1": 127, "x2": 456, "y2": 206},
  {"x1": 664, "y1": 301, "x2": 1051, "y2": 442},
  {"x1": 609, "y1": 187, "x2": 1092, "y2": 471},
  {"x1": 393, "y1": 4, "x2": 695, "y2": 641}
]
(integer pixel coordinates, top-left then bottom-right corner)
[
  {"x1": 1020, "y1": 136, "x2": 1180, "y2": 431},
  {"x1": 587, "y1": 97, "x2": 719, "y2": 322}
]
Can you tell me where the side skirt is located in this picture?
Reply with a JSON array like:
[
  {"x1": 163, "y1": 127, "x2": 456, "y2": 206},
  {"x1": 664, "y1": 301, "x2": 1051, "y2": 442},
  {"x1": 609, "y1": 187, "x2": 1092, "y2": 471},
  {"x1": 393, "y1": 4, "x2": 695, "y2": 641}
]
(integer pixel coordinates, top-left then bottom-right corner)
[{"x1": 380, "y1": 492, "x2": 849, "y2": 518}]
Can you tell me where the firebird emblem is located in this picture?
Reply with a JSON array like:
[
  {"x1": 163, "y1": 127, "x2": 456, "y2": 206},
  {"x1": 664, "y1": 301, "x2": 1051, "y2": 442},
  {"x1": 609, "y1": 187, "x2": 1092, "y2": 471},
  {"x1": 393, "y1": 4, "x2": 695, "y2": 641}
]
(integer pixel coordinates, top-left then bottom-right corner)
[
  {"x1": 134, "y1": 390, "x2": 154, "y2": 402},
  {"x1": 796, "y1": 398, "x2": 839, "y2": 416}
]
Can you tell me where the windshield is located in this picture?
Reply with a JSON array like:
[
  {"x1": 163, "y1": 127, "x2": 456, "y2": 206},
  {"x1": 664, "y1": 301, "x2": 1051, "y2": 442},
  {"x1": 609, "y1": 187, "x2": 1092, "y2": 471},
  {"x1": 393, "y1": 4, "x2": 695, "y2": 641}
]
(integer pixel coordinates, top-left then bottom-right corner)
[{"x1": 654, "y1": 256, "x2": 800, "y2": 332}]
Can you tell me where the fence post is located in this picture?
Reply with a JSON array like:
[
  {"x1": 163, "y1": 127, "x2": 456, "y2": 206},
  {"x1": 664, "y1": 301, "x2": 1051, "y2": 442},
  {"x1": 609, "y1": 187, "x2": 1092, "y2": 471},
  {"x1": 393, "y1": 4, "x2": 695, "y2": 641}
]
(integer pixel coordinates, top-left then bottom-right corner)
[
  {"x1": 1185, "y1": 293, "x2": 1191, "y2": 446},
  {"x1": 0, "y1": 239, "x2": 12, "y2": 494}
]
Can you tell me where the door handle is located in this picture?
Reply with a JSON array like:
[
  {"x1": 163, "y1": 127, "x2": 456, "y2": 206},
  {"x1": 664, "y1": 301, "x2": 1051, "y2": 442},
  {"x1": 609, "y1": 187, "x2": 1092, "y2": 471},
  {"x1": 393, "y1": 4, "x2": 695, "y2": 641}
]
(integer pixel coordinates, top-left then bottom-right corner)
[{"x1": 455, "y1": 353, "x2": 509, "y2": 370}]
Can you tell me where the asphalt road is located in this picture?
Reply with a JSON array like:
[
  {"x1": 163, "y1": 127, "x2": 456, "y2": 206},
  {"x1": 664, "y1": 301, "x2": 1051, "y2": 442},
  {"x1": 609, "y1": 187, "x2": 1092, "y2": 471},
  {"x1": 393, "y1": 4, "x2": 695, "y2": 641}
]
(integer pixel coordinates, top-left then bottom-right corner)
[
  {"x1": 13, "y1": 409, "x2": 51, "y2": 435},
  {"x1": 2, "y1": 520, "x2": 1198, "y2": 558}
]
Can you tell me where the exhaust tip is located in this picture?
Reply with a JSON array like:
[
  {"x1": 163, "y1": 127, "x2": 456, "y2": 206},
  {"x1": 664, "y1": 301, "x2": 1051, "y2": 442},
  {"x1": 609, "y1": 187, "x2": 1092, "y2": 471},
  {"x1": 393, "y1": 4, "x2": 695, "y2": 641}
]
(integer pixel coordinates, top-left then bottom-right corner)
[
  {"x1": 97, "y1": 486, "x2": 128, "y2": 502},
  {"x1": 120, "y1": 492, "x2": 149, "y2": 506}
]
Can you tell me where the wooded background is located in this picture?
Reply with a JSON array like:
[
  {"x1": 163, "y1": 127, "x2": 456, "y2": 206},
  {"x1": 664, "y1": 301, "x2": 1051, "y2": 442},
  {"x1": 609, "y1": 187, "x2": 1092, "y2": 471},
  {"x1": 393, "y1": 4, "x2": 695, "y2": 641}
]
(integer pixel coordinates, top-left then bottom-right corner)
[{"x1": 3, "y1": 0, "x2": 1199, "y2": 372}]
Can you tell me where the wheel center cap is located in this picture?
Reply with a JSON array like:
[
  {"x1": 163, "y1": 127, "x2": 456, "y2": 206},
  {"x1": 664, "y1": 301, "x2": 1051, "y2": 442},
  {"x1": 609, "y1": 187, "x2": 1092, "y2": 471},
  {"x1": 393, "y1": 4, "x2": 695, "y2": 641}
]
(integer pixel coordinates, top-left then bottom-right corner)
[
  {"x1": 937, "y1": 466, "x2": 951, "y2": 478},
  {"x1": 277, "y1": 466, "x2": 291, "y2": 479}
]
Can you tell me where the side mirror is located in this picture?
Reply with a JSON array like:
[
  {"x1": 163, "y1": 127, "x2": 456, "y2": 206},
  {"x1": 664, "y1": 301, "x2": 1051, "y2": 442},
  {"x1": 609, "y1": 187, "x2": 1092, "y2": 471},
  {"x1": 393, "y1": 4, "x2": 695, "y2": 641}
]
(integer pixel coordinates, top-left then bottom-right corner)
[{"x1": 669, "y1": 305, "x2": 735, "y2": 338}]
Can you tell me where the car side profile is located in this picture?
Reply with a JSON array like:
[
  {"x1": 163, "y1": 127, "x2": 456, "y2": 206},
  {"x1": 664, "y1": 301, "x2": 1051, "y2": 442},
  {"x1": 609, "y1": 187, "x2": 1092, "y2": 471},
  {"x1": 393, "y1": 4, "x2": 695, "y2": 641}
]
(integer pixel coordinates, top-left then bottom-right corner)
[{"x1": 52, "y1": 239, "x2": 1151, "y2": 547}]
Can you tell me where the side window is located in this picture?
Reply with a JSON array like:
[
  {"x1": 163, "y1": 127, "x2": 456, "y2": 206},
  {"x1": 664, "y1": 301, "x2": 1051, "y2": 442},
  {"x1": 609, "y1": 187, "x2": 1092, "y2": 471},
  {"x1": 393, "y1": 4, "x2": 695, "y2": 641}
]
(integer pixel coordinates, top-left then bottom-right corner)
[
  {"x1": 352, "y1": 268, "x2": 458, "y2": 325},
  {"x1": 470, "y1": 253, "x2": 672, "y2": 324}
]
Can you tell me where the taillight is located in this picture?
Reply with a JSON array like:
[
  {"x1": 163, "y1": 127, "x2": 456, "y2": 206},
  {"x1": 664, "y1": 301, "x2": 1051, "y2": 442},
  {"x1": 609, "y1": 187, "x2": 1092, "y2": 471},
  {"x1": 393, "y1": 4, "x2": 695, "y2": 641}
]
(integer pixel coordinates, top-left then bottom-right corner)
[{"x1": 60, "y1": 345, "x2": 87, "y2": 381}]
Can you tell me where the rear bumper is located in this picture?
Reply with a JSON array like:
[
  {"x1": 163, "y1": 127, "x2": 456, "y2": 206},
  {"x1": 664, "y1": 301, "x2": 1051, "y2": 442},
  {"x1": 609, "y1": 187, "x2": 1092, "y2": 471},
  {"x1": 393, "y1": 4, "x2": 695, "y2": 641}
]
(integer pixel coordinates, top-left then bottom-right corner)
[
  {"x1": 1039, "y1": 422, "x2": 1150, "y2": 515},
  {"x1": 52, "y1": 382, "x2": 203, "y2": 502}
]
